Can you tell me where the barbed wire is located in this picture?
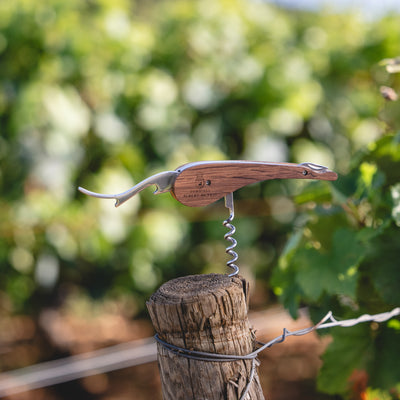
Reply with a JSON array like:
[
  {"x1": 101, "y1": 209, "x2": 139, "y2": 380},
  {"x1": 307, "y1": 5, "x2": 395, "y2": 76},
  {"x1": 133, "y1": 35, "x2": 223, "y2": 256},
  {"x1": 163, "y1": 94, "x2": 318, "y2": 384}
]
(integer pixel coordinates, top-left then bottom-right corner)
[{"x1": 0, "y1": 307, "x2": 398, "y2": 398}]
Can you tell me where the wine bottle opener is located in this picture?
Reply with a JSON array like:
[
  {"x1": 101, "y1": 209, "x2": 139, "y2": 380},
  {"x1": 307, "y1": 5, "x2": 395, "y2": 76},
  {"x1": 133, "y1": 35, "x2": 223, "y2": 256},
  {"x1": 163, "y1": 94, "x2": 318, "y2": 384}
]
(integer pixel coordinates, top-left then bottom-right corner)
[{"x1": 79, "y1": 160, "x2": 338, "y2": 276}]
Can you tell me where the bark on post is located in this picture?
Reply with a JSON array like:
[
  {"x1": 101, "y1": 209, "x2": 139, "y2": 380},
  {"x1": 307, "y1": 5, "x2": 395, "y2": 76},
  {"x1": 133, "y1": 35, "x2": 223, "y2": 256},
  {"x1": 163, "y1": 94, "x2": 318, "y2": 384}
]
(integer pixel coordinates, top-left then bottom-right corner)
[{"x1": 146, "y1": 273, "x2": 265, "y2": 400}]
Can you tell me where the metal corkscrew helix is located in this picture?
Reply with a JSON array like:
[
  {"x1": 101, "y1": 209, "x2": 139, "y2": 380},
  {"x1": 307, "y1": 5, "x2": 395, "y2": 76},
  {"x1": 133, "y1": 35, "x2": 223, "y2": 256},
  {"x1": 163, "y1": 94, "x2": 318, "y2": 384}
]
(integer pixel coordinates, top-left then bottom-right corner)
[
  {"x1": 79, "y1": 160, "x2": 338, "y2": 276},
  {"x1": 223, "y1": 192, "x2": 239, "y2": 276}
]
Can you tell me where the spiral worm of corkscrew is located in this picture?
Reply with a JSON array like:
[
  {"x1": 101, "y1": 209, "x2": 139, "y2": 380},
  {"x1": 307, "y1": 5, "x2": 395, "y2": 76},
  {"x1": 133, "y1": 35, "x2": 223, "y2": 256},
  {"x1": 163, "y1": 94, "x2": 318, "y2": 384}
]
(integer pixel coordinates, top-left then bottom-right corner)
[{"x1": 223, "y1": 193, "x2": 239, "y2": 277}]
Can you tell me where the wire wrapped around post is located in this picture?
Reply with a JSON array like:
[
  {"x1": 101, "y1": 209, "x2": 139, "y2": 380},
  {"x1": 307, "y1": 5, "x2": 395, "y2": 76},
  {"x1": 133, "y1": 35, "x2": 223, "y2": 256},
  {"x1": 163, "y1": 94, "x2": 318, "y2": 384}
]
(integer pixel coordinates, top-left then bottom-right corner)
[{"x1": 146, "y1": 273, "x2": 265, "y2": 400}]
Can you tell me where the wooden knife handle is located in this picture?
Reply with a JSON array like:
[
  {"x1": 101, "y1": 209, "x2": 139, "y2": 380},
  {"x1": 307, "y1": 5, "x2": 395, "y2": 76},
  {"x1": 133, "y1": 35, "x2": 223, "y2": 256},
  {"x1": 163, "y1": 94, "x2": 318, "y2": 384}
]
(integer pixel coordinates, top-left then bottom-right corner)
[{"x1": 171, "y1": 161, "x2": 337, "y2": 207}]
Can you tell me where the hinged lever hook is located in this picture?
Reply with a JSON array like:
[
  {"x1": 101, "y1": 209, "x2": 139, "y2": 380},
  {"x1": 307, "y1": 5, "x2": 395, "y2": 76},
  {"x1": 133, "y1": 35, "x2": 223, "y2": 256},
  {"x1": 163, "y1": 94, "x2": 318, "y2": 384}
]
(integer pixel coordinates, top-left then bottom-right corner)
[{"x1": 78, "y1": 170, "x2": 179, "y2": 207}]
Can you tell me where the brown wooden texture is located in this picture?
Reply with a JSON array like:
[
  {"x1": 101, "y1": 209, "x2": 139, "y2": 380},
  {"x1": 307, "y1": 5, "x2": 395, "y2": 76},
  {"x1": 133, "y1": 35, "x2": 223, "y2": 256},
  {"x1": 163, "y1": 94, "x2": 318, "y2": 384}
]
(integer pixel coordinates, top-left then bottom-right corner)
[
  {"x1": 171, "y1": 161, "x2": 337, "y2": 206},
  {"x1": 146, "y1": 274, "x2": 265, "y2": 400}
]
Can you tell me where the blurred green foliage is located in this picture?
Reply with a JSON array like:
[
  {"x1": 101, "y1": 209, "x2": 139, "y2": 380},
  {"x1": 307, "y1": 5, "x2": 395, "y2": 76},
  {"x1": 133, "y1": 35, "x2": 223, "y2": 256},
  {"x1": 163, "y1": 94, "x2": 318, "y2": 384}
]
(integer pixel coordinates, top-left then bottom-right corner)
[
  {"x1": 1, "y1": 0, "x2": 399, "y2": 397},
  {"x1": 272, "y1": 131, "x2": 400, "y2": 397}
]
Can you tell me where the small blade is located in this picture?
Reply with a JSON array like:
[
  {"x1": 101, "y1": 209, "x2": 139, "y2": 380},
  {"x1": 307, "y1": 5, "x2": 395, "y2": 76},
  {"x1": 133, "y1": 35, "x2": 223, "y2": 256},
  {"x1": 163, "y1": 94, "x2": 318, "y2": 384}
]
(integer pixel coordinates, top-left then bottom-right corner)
[{"x1": 224, "y1": 192, "x2": 234, "y2": 219}]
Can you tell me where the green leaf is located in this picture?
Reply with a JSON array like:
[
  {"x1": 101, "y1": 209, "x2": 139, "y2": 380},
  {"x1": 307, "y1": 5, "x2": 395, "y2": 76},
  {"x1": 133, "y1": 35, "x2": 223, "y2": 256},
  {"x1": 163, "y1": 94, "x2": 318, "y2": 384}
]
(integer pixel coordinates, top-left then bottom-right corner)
[
  {"x1": 272, "y1": 230, "x2": 305, "y2": 318},
  {"x1": 362, "y1": 225, "x2": 400, "y2": 305},
  {"x1": 317, "y1": 323, "x2": 373, "y2": 395},
  {"x1": 293, "y1": 181, "x2": 334, "y2": 205},
  {"x1": 364, "y1": 136, "x2": 400, "y2": 185},
  {"x1": 360, "y1": 162, "x2": 378, "y2": 190},
  {"x1": 295, "y1": 228, "x2": 365, "y2": 301},
  {"x1": 294, "y1": 248, "x2": 326, "y2": 300},
  {"x1": 365, "y1": 388, "x2": 393, "y2": 400},
  {"x1": 368, "y1": 325, "x2": 400, "y2": 390},
  {"x1": 278, "y1": 228, "x2": 303, "y2": 269}
]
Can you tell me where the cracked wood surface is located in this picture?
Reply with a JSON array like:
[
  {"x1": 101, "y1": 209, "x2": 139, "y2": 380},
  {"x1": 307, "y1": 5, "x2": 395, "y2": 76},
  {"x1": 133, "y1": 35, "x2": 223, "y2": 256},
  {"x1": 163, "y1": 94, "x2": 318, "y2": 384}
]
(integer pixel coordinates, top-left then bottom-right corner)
[{"x1": 146, "y1": 274, "x2": 265, "y2": 400}]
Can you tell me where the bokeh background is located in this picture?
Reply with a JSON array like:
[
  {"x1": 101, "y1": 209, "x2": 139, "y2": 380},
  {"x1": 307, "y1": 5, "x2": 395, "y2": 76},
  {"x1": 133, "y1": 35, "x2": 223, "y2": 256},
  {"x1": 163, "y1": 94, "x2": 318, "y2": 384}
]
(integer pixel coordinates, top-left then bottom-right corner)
[{"x1": 1, "y1": 0, "x2": 400, "y2": 399}]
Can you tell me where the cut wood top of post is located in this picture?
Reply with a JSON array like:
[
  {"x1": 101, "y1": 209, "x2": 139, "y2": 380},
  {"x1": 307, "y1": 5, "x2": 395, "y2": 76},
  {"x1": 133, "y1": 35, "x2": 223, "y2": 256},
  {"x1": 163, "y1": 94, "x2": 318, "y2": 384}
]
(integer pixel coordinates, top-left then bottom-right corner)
[
  {"x1": 146, "y1": 274, "x2": 251, "y2": 354},
  {"x1": 148, "y1": 273, "x2": 236, "y2": 303}
]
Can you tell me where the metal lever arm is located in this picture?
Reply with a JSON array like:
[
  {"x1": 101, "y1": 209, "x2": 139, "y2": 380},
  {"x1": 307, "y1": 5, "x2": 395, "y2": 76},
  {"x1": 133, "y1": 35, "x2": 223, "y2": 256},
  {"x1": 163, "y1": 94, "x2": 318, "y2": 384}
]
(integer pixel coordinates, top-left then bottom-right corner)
[{"x1": 78, "y1": 170, "x2": 179, "y2": 207}]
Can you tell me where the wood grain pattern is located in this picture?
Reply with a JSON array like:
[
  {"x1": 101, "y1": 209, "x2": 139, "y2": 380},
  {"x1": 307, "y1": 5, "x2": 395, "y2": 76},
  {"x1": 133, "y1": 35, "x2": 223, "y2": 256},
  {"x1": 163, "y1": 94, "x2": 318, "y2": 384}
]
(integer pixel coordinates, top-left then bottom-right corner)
[
  {"x1": 146, "y1": 274, "x2": 265, "y2": 400},
  {"x1": 171, "y1": 161, "x2": 337, "y2": 207}
]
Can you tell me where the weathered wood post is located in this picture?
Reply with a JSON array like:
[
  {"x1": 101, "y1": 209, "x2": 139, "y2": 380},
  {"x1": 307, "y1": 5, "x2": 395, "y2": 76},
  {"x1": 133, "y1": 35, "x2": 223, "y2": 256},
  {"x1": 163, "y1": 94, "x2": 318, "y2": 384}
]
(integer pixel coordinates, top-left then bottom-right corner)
[{"x1": 146, "y1": 273, "x2": 265, "y2": 400}]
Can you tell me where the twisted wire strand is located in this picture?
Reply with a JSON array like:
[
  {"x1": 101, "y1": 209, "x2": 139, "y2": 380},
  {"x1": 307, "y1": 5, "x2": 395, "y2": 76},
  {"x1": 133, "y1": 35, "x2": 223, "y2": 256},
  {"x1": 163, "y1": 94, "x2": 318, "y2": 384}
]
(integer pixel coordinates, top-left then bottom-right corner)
[
  {"x1": 1, "y1": 307, "x2": 398, "y2": 397},
  {"x1": 248, "y1": 307, "x2": 400, "y2": 358},
  {"x1": 156, "y1": 307, "x2": 400, "y2": 361},
  {"x1": 155, "y1": 307, "x2": 400, "y2": 399}
]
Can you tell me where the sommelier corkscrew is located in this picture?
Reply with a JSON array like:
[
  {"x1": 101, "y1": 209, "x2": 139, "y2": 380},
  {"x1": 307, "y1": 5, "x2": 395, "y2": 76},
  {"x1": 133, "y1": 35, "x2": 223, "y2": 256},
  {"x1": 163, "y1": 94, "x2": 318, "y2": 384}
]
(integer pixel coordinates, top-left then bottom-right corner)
[{"x1": 79, "y1": 160, "x2": 337, "y2": 276}]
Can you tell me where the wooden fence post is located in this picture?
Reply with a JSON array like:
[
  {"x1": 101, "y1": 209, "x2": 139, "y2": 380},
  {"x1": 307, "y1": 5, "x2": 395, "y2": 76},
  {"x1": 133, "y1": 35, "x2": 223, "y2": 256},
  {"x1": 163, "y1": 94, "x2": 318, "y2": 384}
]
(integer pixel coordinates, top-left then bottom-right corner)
[{"x1": 146, "y1": 273, "x2": 265, "y2": 400}]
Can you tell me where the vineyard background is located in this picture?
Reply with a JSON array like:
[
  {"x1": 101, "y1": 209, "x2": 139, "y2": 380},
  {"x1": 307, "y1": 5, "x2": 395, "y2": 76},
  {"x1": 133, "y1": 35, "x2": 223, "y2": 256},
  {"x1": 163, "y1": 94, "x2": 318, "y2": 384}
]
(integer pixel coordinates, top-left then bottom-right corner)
[{"x1": 1, "y1": 0, "x2": 399, "y2": 398}]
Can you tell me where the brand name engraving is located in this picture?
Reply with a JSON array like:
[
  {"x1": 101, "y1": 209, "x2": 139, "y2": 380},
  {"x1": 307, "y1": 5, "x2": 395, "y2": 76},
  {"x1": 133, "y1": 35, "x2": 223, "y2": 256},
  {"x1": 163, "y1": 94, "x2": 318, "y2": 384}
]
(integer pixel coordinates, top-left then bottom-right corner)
[{"x1": 181, "y1": 191, "x2": 216, "y2": 199}]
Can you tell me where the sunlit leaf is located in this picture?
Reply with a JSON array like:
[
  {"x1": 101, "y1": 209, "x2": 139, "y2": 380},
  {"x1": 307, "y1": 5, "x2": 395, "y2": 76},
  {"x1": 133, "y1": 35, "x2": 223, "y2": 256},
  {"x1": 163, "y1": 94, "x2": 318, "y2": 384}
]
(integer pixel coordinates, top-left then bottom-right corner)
[{"x1": 295, "y1": 228, "x2": 364, "y2": 301}]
